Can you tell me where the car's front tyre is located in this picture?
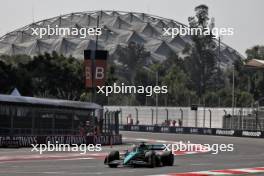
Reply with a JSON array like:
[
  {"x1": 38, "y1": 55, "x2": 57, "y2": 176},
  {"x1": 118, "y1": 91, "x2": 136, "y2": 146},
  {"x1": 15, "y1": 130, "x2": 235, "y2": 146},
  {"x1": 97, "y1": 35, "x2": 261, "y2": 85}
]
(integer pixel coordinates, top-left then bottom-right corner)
[{"x1": 105, "y1": 151, "x2": 120, "y2": 168}]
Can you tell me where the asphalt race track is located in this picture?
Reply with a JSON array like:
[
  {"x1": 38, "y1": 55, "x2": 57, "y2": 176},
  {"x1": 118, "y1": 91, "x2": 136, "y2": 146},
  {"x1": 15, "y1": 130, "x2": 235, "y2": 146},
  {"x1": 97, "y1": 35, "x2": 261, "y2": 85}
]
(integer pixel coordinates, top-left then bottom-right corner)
[{"x1": 1, "y1": 131, "x2": 264, "y2": 176}]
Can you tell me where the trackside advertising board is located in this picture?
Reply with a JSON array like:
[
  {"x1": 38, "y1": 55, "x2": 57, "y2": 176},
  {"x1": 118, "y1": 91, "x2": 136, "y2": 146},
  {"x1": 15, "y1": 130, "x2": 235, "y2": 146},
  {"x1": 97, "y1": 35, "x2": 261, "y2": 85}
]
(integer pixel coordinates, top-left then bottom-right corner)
[{"x1": 120, "y1": 125, "x2": 264, "y2": 138}]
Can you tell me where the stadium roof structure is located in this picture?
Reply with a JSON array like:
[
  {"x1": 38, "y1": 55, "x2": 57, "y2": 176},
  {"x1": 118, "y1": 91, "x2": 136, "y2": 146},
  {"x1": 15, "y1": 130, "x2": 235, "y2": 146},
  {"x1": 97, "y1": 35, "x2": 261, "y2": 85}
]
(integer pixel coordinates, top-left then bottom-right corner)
[{"x1": 0, "y1": 10, "x2": 243, "y2": 67}]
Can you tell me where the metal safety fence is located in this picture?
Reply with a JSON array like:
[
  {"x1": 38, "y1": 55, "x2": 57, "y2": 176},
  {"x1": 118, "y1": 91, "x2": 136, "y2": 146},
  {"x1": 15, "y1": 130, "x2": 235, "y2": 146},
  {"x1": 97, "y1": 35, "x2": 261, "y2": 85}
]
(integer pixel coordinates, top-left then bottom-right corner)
[{"x1": 105, "y1": 106, "x2": 261, "y2": 130}]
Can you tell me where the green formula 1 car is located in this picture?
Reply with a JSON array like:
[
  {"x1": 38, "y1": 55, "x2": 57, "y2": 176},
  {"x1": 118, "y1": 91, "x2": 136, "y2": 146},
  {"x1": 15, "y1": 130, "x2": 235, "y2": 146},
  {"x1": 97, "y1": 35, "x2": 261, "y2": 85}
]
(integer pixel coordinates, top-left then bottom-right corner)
[{"x1": 104, "y1": 142, "x2": 174, "y2": 168}]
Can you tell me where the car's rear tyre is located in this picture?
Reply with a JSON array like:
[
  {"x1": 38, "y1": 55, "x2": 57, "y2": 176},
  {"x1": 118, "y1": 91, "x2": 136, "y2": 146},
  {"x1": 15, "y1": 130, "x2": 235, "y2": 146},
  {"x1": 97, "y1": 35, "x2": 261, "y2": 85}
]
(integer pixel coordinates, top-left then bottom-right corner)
[
  {"x1": 160, "y1": 151, "x2": 174, "y2": 166},
  {"x1": 145, "y1": 151, "x2": 156, "y2": 168},
  {"x1": 105, "y1": 151, "x2": 120, "y2": 168}
]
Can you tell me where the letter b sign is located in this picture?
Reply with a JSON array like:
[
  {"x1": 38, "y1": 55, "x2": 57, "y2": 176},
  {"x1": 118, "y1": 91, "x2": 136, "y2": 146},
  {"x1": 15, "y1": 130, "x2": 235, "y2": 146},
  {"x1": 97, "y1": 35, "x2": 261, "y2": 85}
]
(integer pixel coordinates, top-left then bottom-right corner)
[
  {"x1": 95, "y1": 67, "x2": 104, "y2": 79},
  {"x1": 84, "y1": 50, "x2": 108, "y2": 88}
]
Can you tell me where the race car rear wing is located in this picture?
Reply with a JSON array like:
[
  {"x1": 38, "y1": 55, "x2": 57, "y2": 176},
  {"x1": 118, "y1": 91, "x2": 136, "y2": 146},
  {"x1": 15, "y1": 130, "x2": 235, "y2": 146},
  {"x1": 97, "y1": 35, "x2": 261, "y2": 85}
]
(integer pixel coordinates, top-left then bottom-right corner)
[{"x1": 147, "y1": 144, "x2": 165, "y2": 150}]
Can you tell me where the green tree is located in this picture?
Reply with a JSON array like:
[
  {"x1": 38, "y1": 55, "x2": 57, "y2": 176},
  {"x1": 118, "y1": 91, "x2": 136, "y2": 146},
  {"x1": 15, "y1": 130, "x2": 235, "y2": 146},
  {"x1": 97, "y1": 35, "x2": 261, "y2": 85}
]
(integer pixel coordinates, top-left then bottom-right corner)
[
  {"x1": 0, "y1": 55, "x2": 32, "y2": 95},
  {"x1": 184, "y1": 4, "x2": 219, "y2": 97},
  {"x1": 244, "y1": 45, "x2": 264, "y2": 99},
  {"x1": 246, "y1": 45, "x2": 264, "y2": 60},
  {"x1": 24, "y1": 52, "x2": 84, "y2": 100},
  {"x1": 114, "y1": 42, "x2": 150, "y2": 85},
  {"x1": 0, "y1": 60, "x2": 15, "y2": 94}
]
